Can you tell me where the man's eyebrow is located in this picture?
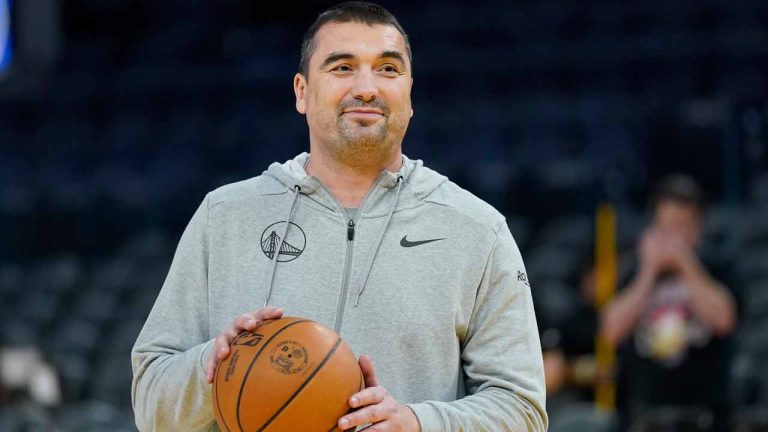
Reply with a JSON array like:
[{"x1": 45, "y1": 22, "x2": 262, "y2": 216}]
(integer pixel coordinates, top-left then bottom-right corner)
[
  {"x1": 319, "y1": 50, "x2": 408, "y2": 70},
  {"x1": 380, "y1": 50, "x2": 407, "y2": 65},
  {"x1": 320, "y1": 52, "x2": 356, "y2": 70}
]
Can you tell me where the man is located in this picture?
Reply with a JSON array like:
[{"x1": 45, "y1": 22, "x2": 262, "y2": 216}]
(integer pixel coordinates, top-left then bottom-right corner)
[
  {"x1": 131, "y1": 2, "x2": 547, "y2": 431},
  {"x1": 601, "y1": 174, "x2": 738, "y2": 431}
]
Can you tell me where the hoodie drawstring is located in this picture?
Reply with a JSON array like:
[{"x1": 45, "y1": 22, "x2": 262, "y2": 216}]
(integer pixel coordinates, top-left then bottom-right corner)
[
  {"x1": 263, "y1": 185, "x2": 301, "y2": 307},
  {"x1": 354, "y1": 175, "x2": 403, "y2": 307}
]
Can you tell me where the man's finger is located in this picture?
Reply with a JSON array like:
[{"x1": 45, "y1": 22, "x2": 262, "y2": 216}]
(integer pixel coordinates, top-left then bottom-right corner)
[
  {"x1": 218, "y1": 344, "x2": 230, "y2": 360},
  {"x1": 206, "y1": 339, "x2": 228, "y2": 383},
  {"x1": 254, "y1": 306, "x2": 283, "y2": 322},
  {"x1": 339, "y1": 402, "x2": 391, "y2": 429},
  {"x1": 235, "y1": 313, "x2": 258, "y2": 331},
  {"x1": 359, "y1": 354, "x2": 379, "y2": 388},
  {"x1": 358, "y1": 422, "x2": 391, "y2": 432},
  {"x1": 223, "y1": 322, "x2": 243, "y2": 341},
  {"x1": 235, "y1": 308, "x2": 284, "y2": 335},
  {"x1": 349, "y1": 386, "x2": 388, "y2": 408},
  {"x1": 206, "y1": 307, "x2": 283, "y2": 385},
  {"x1": 214, "y1": 333, "x2": 233, "y2": 359}
]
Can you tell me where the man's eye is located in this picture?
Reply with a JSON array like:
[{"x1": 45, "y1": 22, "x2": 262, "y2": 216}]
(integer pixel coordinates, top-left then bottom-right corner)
[
  {"x1": 333, "y1": 65, "x2": 352, "y2": 72},
  {"x1": 381, "y1": 65, "x2": 399, "y2": 73}
]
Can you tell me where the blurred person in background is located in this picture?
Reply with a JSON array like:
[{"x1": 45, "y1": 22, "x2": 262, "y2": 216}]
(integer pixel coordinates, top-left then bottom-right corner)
[
  {"x1": 601, "y1": 174, "x2": 738, "y2": 431},
  {"x1": 131, "y1": 2, "x2": 547, "y2": 431}
]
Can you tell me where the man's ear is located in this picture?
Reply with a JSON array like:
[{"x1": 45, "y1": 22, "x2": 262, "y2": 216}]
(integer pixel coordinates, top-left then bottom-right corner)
[
  {"x1": 410, "y1": 77, "x2": 414, "y2": 118},
  {"x1": 294, "y1": 73, "x2": 307, "y2": 114}
]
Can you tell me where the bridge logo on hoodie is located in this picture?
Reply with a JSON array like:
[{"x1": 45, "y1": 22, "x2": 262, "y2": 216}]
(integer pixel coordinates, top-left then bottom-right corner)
[{"x1": 260, "y1": 221, "x2": 307, "y2": 262}]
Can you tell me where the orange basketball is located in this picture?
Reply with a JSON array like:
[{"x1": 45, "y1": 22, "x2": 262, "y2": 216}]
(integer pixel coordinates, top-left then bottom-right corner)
[{"x1": 212, "y1": 316, "x2": 364, "y2": 432}]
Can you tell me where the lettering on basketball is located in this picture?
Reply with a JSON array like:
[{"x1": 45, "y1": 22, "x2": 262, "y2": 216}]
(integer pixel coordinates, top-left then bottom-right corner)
[
  {"x1": 224, "y1": 350, "x2": 240, "y2": 383},
  {"x1": 234, "y1": 332, "x2": 265, "y2": 347},
  {"x1": 269, "y1": 340, "x2": 309, "y2": 375}
]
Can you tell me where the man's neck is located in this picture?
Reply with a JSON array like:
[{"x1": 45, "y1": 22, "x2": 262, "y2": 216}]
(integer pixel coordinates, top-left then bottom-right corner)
[{"x1": 305, "y1": 151, "x2": 402, "y2": 208}]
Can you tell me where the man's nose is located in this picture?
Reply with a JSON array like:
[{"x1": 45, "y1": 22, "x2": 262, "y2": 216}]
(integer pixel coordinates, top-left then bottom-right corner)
[{"x1": 351, "y1": 68, "x2": 378, "y2": 102}]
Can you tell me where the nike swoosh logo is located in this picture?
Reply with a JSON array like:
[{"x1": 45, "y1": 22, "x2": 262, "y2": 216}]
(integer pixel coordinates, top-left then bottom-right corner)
[{"x1": 400, "y1": 235, "x2": 446, "y2": 248}]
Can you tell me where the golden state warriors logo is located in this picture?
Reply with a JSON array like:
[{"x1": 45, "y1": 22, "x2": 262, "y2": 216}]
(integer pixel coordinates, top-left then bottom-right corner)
[
  {"x1": 260, "y1": 221, "x2": 306, "y2": 262},
  {"x1": 270, "y1": 340, "x2": 309, "y2": 375}
]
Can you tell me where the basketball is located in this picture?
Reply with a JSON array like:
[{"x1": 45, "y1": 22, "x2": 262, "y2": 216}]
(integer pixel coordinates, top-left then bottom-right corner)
[{"x1": 212, "y1": 316, "x2": 364, "y2": 432}]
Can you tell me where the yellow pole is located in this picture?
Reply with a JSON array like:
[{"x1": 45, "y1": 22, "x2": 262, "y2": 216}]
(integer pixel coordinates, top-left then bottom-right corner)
[{"x1": 594, "y1": 203, "x2": 617, "y2": 411}]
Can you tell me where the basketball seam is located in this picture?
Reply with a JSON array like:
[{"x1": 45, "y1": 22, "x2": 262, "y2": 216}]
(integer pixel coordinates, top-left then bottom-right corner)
[
  {"x1": 234, "y1": 319, "x2": 311, "y2": 432},
  {"x1": 322, "y1": 370, "x2": 363, "y2": 432},
  {"x1": 256, "y1": 337, "x2": 343, "y2": 432},
  {"x1": 214, "y1": 362, "x2": 232, "y2": 432}
]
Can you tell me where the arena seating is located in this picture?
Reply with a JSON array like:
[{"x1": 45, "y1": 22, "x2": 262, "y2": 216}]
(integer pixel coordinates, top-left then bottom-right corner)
[{"x1": 1, "y1": 0, "x2": 766, "y2": 429}]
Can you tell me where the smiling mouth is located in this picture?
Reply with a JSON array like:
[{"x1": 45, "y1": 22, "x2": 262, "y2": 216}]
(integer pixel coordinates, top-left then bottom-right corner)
[
  {"x1": 343, "y1": 110, "x2": 384, "y2": 117},
  {"x1": 341, "y1": 111, "x2": 385, "y2": 124}
]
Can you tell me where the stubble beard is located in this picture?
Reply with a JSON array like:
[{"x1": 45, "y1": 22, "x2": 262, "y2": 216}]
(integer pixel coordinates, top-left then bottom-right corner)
[
  {"x1": 338, "y1": 115, "x2": 388, "y2": 157},
  {"x1": 326, "y1": 112, "x2": 402, "y2": 168}
]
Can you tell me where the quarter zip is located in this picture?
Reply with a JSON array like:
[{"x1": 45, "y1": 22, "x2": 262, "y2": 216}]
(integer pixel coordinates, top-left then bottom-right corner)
[
  {"x1": 330, "y1": 175, "x2": 386, "y2": 334},
  {"x1": 335, "y1": 218, "x2": 356, "y2": 333}
]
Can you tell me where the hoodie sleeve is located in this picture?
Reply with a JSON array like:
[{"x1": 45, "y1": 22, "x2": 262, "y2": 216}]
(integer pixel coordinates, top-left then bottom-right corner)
[
  {"x1": 131, "y1": 195, "x2": 217, "y2": 432},
  {"x1": 408, "y1": 221, "x2": 548, "y2": 431}
]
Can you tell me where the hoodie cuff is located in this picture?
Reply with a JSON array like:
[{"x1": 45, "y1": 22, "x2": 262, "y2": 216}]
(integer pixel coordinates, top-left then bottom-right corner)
[{"x1": 406, "y1": 402, "x2": 444, "y2": 432}]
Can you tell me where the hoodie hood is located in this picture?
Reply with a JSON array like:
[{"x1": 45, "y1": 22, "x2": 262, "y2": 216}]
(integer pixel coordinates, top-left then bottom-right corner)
[{"x1": 263, "y1": 152, "x2": 448, "y2": 217}]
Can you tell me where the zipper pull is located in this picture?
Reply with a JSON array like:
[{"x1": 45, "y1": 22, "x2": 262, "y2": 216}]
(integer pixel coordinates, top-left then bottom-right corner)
[{"x1": 347, "y1": 219, "x2": 355, "y2": 241}]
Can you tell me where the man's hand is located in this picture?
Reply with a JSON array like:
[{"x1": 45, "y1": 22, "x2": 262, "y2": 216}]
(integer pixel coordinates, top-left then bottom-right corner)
[
  {"x1": 338, "y1": 355, "x2": 420, "y2": 432},
  {"x1": 639, "y1": 228, "x2": 666, "y2": 272},
  {"x1": 640, "y1": 228, "x2": 689, "y2": 273},
  {"x1": 662, "y1": 232, "x2": 696, "y2": 271},
  {"x1": 205, "y1": 306, "x2": 283, "y2": 383}
]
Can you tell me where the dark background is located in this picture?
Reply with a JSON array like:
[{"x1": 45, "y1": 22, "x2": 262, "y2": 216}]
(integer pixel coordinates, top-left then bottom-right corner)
[{"x1": 0, "y1": 1, "x2": 767, "y2": 431}]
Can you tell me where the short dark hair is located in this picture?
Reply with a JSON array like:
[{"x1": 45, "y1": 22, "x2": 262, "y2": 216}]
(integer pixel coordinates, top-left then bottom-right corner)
[
  {"x1": 298, "y1": 1, "x2": 412, "y2": 78},
  {"x1": 650, "y1": 174, "x2": 706, "y2": 212}
]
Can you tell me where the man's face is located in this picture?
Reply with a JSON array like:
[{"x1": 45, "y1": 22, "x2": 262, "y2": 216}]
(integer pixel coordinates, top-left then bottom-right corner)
[
  {"x1": 294, "y1": 22, "x2": 413, "y2": 163},
  {"x1": 652, "y1": 199, "x2": 703, "y2": 248}
]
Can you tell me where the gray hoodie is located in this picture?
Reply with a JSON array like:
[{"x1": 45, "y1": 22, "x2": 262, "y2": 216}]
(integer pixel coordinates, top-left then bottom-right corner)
[{"x1": 131, "y1": 153, "x2": 548, "y2": 431}]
